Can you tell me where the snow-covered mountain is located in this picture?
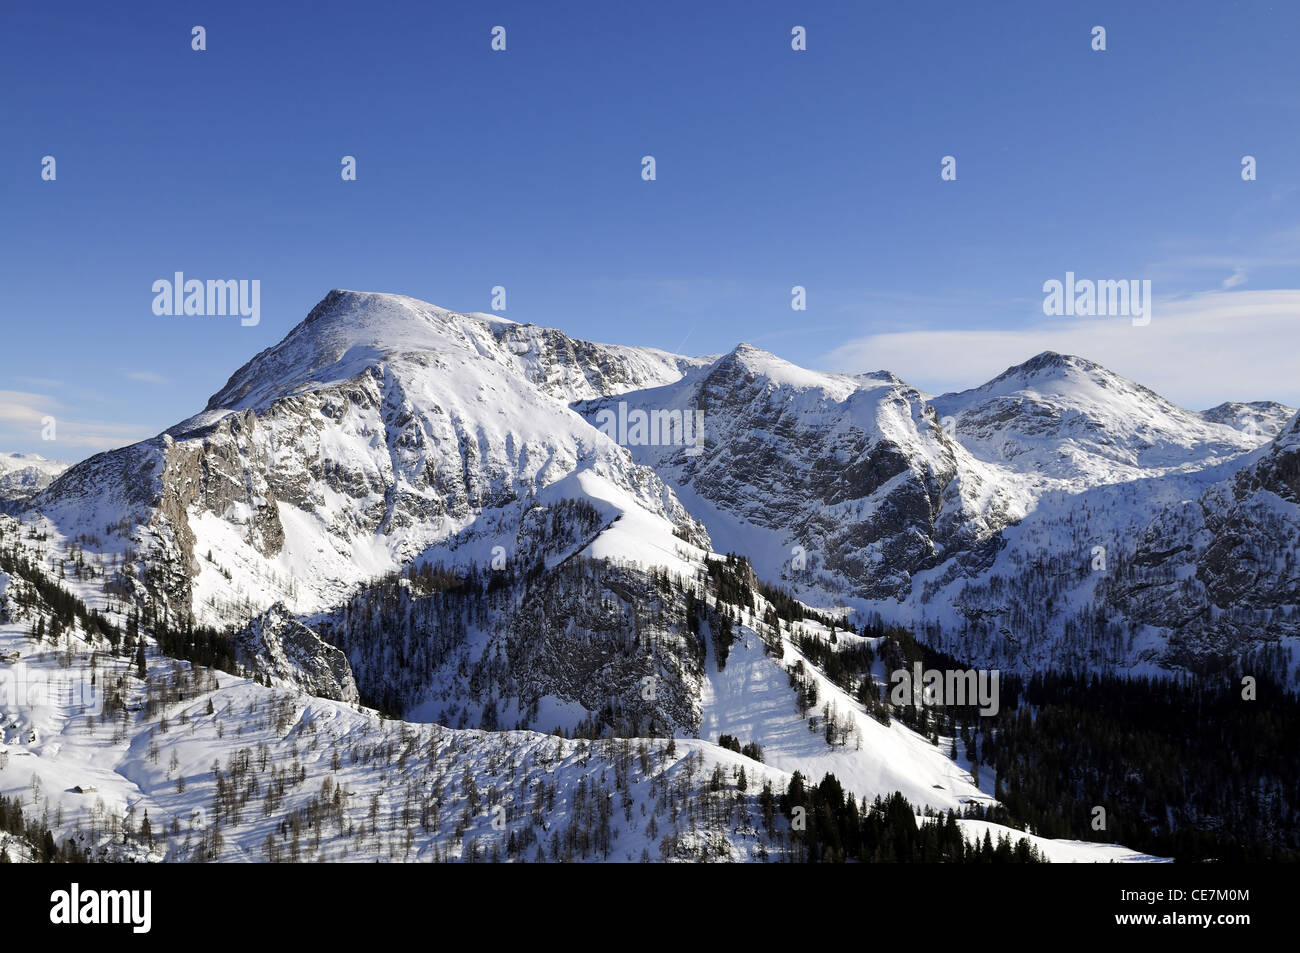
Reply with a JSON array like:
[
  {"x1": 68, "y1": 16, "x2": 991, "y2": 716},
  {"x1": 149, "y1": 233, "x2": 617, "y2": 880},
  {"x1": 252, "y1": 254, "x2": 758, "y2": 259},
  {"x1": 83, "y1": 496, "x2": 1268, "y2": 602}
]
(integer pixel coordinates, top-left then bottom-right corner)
[
  {"x1": 1199, "y1": 400, "x2": 1296, "y2": 438},
  {"x1": 579, "y1": 343, "x2": 1023, "y2": 601},
  {"x1": 1103, "y1": 412, "x2": 1300, "y2": 669},
  {"x1": 0, "y1": 452, "x2": 68, "y2": 509},
  {"x1": 583, "y1": 343, "x2": 1295, "y2": 679},
  {"x1": 859, "y1": 356, "x2": 1299, "y2": 676},
  {"x1": 5, "y1": 288, "x2": 1292, "y2": 864},
  {"x1": 30, "y1": 290, "x2": 708, "y2": 627},
  {"x1": 932, "y1": 352, "x2": 1267, "y2": 485},
  {"x1": 23, "y1": 292, "x2": 1299, "y2": 686},
  {"x1": 22, "y1": 291, "x2": 727, "y2": 754}
]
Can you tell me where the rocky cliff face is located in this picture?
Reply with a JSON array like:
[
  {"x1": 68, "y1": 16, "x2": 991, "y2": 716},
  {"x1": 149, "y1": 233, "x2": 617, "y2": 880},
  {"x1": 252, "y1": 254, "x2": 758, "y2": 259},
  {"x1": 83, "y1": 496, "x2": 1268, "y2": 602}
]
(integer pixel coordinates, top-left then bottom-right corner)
[
  {"x1": 1097, "y1": 413, "x2": 1300, "y2": 670},
  {"x1": 581, "y1": 343, "x2": 1020, "y2": 600},
  {"x1": 236, "y1": 603, "x2": 360, "y2": 703},
  {"x1": 314, "y1": 555, "x2": 706, "y2": 734},
  {"x1": 486, "y1": 320, "x2": 705, "y2": 403}
]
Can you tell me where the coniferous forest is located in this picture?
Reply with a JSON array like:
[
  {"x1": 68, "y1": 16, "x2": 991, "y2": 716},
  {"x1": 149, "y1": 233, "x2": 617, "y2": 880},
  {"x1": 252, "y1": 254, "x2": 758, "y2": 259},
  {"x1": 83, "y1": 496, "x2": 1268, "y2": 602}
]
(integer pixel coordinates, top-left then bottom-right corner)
[
  {"x1": 977, "y1": 671, "x2": 1300, "y2": 861},
  {"x1": 808, "y1": 618, "x2": 1300, "y2": 862}
]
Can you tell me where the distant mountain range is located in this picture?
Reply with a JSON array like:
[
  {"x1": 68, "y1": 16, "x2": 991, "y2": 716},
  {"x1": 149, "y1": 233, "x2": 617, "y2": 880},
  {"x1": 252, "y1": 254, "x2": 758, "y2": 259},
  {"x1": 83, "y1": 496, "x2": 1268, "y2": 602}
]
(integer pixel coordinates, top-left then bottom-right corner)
[
  {"x1": 24, "y1": 290, "x2": 1298, "y2": 681},
  {"x1": 4, "y1": 289, "x2": 1295, "y2": 864},
  {"x1": 0, "y1": 452, "x2": 69, "y2": 508}
]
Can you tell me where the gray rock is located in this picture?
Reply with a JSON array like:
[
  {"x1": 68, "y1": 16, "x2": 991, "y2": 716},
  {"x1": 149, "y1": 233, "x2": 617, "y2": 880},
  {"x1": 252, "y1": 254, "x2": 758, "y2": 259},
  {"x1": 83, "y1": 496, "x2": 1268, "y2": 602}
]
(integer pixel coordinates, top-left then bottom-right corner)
[{"x1": 236, "y1": 603, "x2": 359, "y2": 703}]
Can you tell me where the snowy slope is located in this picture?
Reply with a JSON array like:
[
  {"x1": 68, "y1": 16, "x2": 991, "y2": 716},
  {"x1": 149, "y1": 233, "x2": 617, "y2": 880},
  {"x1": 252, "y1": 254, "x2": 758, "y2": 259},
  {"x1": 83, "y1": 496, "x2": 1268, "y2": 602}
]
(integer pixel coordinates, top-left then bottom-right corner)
[
  {"x1": 586, "y1": 345, "x2": 1292, "y2": 678},
  {"x1": 14, "y1": 288, "x2": 1262, "y2": 862},
  {"x1": 887, "y1": 373, "x2": 1300, "y2": 677},
  {"x1": 0, "y1": 523, "x2": 1163, "y2": 864},
  {"x1": 935, "y1": 817, "x2": 1166, "y2": 864},
  {"x1": 698, "y1": 614, "x2": 991, "y2": 812},
  {"x1": 932, "y1": 352, "x2": 1269, "y2": 485},
  {"x1": 27, "y1": 294, "x2": 1289, "y2": 679},
  {"x1": 580, "y1": 343, "x2": 1023, "y2": 603},
  {"x1": 28, "y1": 291, "x2": 709, "y2": 627}
]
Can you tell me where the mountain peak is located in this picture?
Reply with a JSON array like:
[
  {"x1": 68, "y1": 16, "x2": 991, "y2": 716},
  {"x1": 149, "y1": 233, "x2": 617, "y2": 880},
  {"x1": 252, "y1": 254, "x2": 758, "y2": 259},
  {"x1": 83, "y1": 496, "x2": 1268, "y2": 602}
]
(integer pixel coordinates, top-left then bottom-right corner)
[
  {"x1": 303, "y1": 288, "x2": 452, "y2": 324},
  {"x1": 712, "y1": 342, "x2": 861, "y2": 397},
  {"x1": 202, "y1": 291, "x2": 476, "y2": 413},
  {"x1": 303, "y1": 288, "x2": 357, "y2": 323},
  {"x1": 992, "y1": 350, "x2": 1104, "y2": 382},
  {"x1": 1199, "y1": 400, "x2": 1298, "y2": 437},
  {"x1": 719, "y1": 341, "x2": 773, "y2": 366},
  {"x1": 0, "y1": 451, "x2": 68, "y2": 474},
  {"x1": 296, "y1": 289, "x2": 457, "y2": 339}
]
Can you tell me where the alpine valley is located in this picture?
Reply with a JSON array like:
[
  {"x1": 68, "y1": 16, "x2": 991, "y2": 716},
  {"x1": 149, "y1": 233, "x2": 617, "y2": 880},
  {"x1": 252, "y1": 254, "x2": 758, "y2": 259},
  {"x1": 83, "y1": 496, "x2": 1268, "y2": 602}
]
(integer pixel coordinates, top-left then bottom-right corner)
[{"x1": 2, "y1": 290, "x2": 1297, "y2": 864}]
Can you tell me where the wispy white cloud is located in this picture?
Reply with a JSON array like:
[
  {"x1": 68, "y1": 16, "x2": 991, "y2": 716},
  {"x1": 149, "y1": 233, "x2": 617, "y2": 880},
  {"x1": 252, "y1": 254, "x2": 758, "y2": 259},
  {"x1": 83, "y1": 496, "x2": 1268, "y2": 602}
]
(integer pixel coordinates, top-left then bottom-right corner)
[
  {"x1": 0, "y1": 390, "x2": 154, "y2": 457},
  {"x1": 0, "y1": 390, "x2": 53, "y2": 427},
  {"x1": 122, "y1": 369, "x2": 170, "y2": 385},
  {"x1": 822, "y1": 289, "x2": 1300, "y2": 409},
  {"x1": 1221, "y1": 268, "x2": 1248, "y2": 289},
  {"x1": 15, "y1": 376, "x2": 63, "y2": 390},
  {"x1": 1143, "y1": 226, "x2": 1300, "y2": 286}
]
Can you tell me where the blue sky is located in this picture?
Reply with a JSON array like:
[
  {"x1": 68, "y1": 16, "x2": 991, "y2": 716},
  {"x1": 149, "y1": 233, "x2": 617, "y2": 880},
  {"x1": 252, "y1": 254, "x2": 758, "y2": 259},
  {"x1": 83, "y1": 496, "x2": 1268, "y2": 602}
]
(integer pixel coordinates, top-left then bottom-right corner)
[{"x1": 3, "y1": 0, "x2": 1299, "y2": 460}]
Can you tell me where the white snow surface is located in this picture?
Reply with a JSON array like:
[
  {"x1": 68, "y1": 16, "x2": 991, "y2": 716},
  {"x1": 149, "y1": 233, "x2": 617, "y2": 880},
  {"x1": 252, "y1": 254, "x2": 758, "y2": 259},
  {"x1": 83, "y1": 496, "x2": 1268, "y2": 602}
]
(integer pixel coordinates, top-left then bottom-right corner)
[{"x1": 0, "y1": 531, "x2": 1166, "y2": 864}]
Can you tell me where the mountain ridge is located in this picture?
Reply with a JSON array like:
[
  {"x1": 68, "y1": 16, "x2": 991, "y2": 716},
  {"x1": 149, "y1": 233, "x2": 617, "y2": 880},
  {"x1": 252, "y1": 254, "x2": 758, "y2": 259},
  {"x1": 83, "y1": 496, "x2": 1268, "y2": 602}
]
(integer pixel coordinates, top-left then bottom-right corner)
[{"x1": 18, "y1": 290, "x2": 1299, "y2": 687}]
